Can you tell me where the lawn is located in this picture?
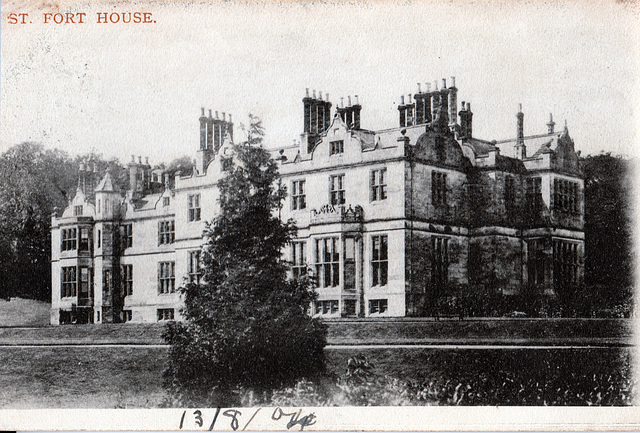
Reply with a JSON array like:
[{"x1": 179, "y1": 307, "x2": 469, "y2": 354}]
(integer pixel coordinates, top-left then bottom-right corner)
[
  {"x1": 0, "y1": 298, "x2": 50, "y2": 327},
  {"x1": 0, "y1": 346, "x2": 634, "y2": 408}
]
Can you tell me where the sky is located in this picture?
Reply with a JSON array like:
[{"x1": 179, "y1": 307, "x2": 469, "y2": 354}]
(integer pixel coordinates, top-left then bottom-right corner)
[{"x1": 1, "y1": 0, "x2": 639, "y2": 165}]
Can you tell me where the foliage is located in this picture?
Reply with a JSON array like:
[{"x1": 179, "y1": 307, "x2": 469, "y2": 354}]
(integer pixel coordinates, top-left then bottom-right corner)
[
  {"x1": 0, "y1": 142, "x2": 127, "y2": 301},
  {"x1": 163, "y1": 115, "x2": 326, "y2": 406},
  {"x1": 581, "y1": 153, "x2": 633, "y2": 309}
]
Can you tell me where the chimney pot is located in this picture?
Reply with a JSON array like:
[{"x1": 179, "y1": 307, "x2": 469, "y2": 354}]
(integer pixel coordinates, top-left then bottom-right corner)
[
  {"x1": 131, "y1": 155, "x2": 135, "y2": 163},
  {"x1": 434, "y1": 80, "x2": 438, "y2": 90},
  {"x1": 340, "y1": 97, "x2": 344, "y2": 107},
  {"x1": 201, "y1": 107, "x2": 205, "y2": 116},
  {"x1": 461, "y1": 101, "x2": 466, "y2": 110},
  {"x1": 313, "y1": 89, "x2": 316, "y2": 99},
  {"x1": 326, "y1": 93, "x2": 329, "y2": 101},
  {"x1": 306, "y1": 88, "x2": 309, "y2": 97},
  {"x1": 408, "y1": 94, "x2": 412, "y2": 103},
  {"x1": 451, "y1": 76, "x2": 456, "y2": 88},
  {"x1": 215, "y1": 111, "x2": 219, "y2": 119},
  {"x1": 229, "y1": 114, "x2": 232, "y2": 123},
  {"x1": 145, "y1": 157, "x2": 149, "y2": 165},
  {"x1": 426, "y1": 83, "x2": 431, "y2": 92},
  {"x1": 222, "y1": 112, "x2": 226, "y2": 121},
  {"x1": 401, "y1": 95, "x2": 405, "y2": 105},
  {"x1": 355, "y1": 95, "x2": 359, "y2": 105},
  {"x1": 319, "y1": 91, "x2": 323, "y2": 99},
  {"x1": 347, "y1": 96, "x2": 351, "y2": 107},
  {"x1": 442, "y1": 78, "x2": 446, "y2": 88},
  {"x1": 417, "y1": 83, "x2": 421, "y2": 93},
  {"x1": 208, "y1": 109, "x2": 212, "y2": 118},
  {"x1": 518, "y1": 103, "x2": 523, "y2": 112},
  {"x1": 138, "y1": 156, "x2": 142, "y2": 164},
  {"x1": 466, "y1": 102, "x2": 470, "y2": 111}
]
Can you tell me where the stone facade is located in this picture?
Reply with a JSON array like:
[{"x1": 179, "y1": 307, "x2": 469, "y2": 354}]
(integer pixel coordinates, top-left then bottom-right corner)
[{"x1": 50, "y1": 78, "x2": 584, "y2": 323}]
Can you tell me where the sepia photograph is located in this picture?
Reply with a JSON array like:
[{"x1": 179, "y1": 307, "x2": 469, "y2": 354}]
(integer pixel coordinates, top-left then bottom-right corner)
[{"x1": 0, "y1": 0, "x2": 638, "y2": 430}]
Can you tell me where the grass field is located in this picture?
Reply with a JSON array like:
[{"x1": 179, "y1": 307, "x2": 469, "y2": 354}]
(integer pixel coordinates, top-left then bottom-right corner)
[
  {"x1": 0, "y1": 346, "x2": 634, "y2": 408},
  {"x1": 0, "y1": 298, "x2": 50, "y2": 327}
]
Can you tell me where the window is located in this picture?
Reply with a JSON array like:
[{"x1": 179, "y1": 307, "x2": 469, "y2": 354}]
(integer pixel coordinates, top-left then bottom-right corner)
[
  {"x1": 553, "y1": 240, "x2": 579, "y2": 287},
  {"x1": 79, "y1": 228, "x2": 90, "y2": 251},
  {"x1": 157, "y1": 308, "x2": 174, "y2": 321},
  {"x1": 432, "y1": 171, "x2": 447, "y2": 205},
  {"x1": 330, "y1": 140, "x2": 344, "y2": 155},
  {"x1": 97, "y1": 200, "x2": 101, "y2": 214},
  {"x1": 79, "y1": 267, "x2": 90, "y2": 298},
  {"x1": 291, "y1": 241, "x2": 307, "y2": 279},
  {"x1": 61, "y1": 228, "x2": 77, "y2": 251},
  {"x1": 370, "y1": 168, "x2": 387, "y2": 201},
  {"x1": 103, "y1": 269, "x2": 111, "y2": 294},
  {"x1": 122, "y1": 224, "x2": 133, "y2": 248},
  {"x1": 97, "y1": 229, "x2": 101, "y2": 248},
  {"x1": 158, "y1": 261, "x2": 175, "y2": 294},
  {"x1": 505, "y1": 175, "x2": 516, "y2": 208},
  {"x1": 431, "y1": 237, "x2": 449, "y2": 286},
  {"x1": 527, "y1": 238, "x2": 545, "y2": 286},
  {"x1": 74, "y1": 205, "x2": 83, "y2": 216},
  {"x1": 163, "y1": 197, "x2": 170, "y2": 207},
  {"x1": 315, "y1": 300, "x2": 339, "y2": 315},
  {"x1": 553, "y1": 179, "x2": 580, "y2": 213},
  {"x1": 188, "y1": 194, "x2": 201, "y2": 222},
  {"x1": 105, "y1": 199, "x2": 110, "y2": 214},
  {"x1": 526, "y1": 177, "x2": 542, "y2": 215},
  {"x1": 158, "y1": 220, "x2": 175, "y2": 245},
  {"x1": 315, "y1": 237, "x2": 340, "y2": 288},
  {"x1": 369, "y1": 299, "x2": 388, "y2": 314},
  {"x1": 344, "y1": 299, "x2": 357, "y2": 316},
  {"x1": 61, "y1": 266, "x2": 77, "y2": 297},
  {"x1": 329, "y1": 174, "x2": 345, "y2": 205},
  {"x1": 188, "y1": 250, "x2": 201, "y2": 284},
  {"x1": 122, "y1": 310, "x2": 132, "y2": 323},
  {"x1": 291, "y1": 180, "x2": 306, "y2": 210},
  {"x1": 371, "y1": 235, "x2": 388, "y2": 286},
  {"x1": 122, "y1": 264, "x2": 133, "y2": 296}
]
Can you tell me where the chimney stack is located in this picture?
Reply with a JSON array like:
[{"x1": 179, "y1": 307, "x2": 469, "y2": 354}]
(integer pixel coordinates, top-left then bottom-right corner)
[
  {"x1": 448, "y1": 76, "x2": 458, "y2": 126},
  {"x1": 515, "y1": 104, "x2": 526, "y2": 159},
  {"x1": 547, "y1": 113, "x2": 555, "y2": 134},
  {"x1": 458, "y1": 101, "x2": 473, "y2": 140},
  {"x1": 199, "y1": 107, "x2": 207, "y2": 150}
]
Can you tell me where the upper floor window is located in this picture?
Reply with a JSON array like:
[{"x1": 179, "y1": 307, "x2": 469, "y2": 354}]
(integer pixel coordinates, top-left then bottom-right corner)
[
  {"x1": 122, "y1": 264, "x2": 133, "y2": 296},
  {"x1": 330, "y1": 140, "x2": 344, "y2": 155},
  {"x1": 329, "y1": 174, "x2": 345, "y2": 206},
  {"x1": 163, "y1": 197, "x2": 170, "y2": 207},
  {"x1": 97, "y1": 229, "x2": 101, "y2": 248},
  {"x1": 370, "y1": 168, "x2": 387, "y2": 201},
  {"x1": 553, "y1": 179, "x2": 580, "y2": 213},
  {"x1": 188, "y1": 194, "x2": 201, "y2": 222},
  {"x1": 505, "y1": 175, "x2": 516, "y2": 208},
  {"x1": 158, "y1": 261, "x2": 176, "y2": 294},
  {"x1": 315, "y1": 237, "x2": 340, "y2": 288},
  {"x1": 188, "y1": 250, "x2": 201, "y2": 284},
  {"x1": 122, "y1": 224, "x2": 133, "y2": 248},
  {"x1": 526, "y1": 177, "x2": 543, "y2": 214},
  {"x1": 61, "y1": 266, "x2": 77, "y2": 298},
  {"x1": 432, "y1": 171, "x2": 447, "y2": 206},
  {"x1": 61, "y1": 228, "x2": 77, "y2": 251},
  {"x1": 74, "y1": 205, "x2": 83, "y2": 216},
  {"x1": 431, "y1": 236, "x2": 449, "y2": 286},
  {"x1": 158, "y1": 220, "x2": 175, "y2": 245},
  {"x1": 79, "y1": 228, "x2": 90, "y2": 251},
  {"x1": 291, "y1": 180, "x2": 306, "y2": 210},
  {"x1": 371, "y1": 235, "x2": 388, "y2": 286},
  {"x1": 291, "y1": 241, "x2": 307, "y2": 279}
]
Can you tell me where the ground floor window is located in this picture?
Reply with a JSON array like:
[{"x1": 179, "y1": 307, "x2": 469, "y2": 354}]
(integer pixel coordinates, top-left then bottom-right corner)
[
  {"x1": 528, "y1": 238, "x2": 546, "y2": 286},
  {"x1": 369, "y1": 299, "x2": 388, "y2": 314},
  {"x1": 553, "y1": 240, "x2": 579, "y2": 287},
  {"x1": 122, "y1": 310, "x2": 132, "y2": 322},
  {"x1": 344, "y1": 299, "x2": 357, "y2": 316},
  {"x1": 157, "y1": 308, "x2": 174, "y2": 321},
  {"x1": 188, "y1": 251, "x2": 201, "y2": 284},
  {"x1": 371, "y1": 235, "x2": 388, "y2": 286},
  {"x1": 122, "y1": 264, "x2": 133, "y2": 296},
  {"x1": 315, "y1": 300, "x2": 339, "y2": 315},
  {"x1": 291, "y1": 241, "x2": 307, "y2": 279},
  {"x1": 61, "y1": 266, "x2": 77, "y2": 298},
  {"x1": 315, "y1": 237, "x2": 340, "y2": 288}
]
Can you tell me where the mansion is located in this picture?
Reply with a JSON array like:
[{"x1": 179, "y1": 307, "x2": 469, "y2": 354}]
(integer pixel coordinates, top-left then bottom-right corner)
[{"x1": 50, "y1": 78, "x2": 584, "y2": 324}]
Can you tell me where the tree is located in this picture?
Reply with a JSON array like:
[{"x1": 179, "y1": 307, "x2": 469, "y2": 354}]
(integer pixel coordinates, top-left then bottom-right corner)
[
  {"x1": 0, "y1": 142, "x2": 127, "y2": 301},
  {"x1": 163, "y1": 115, "x2": 327, "y2": 406},
  {"x1": 580, "y1": 153, "x2": 633, "y2": 310}
]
